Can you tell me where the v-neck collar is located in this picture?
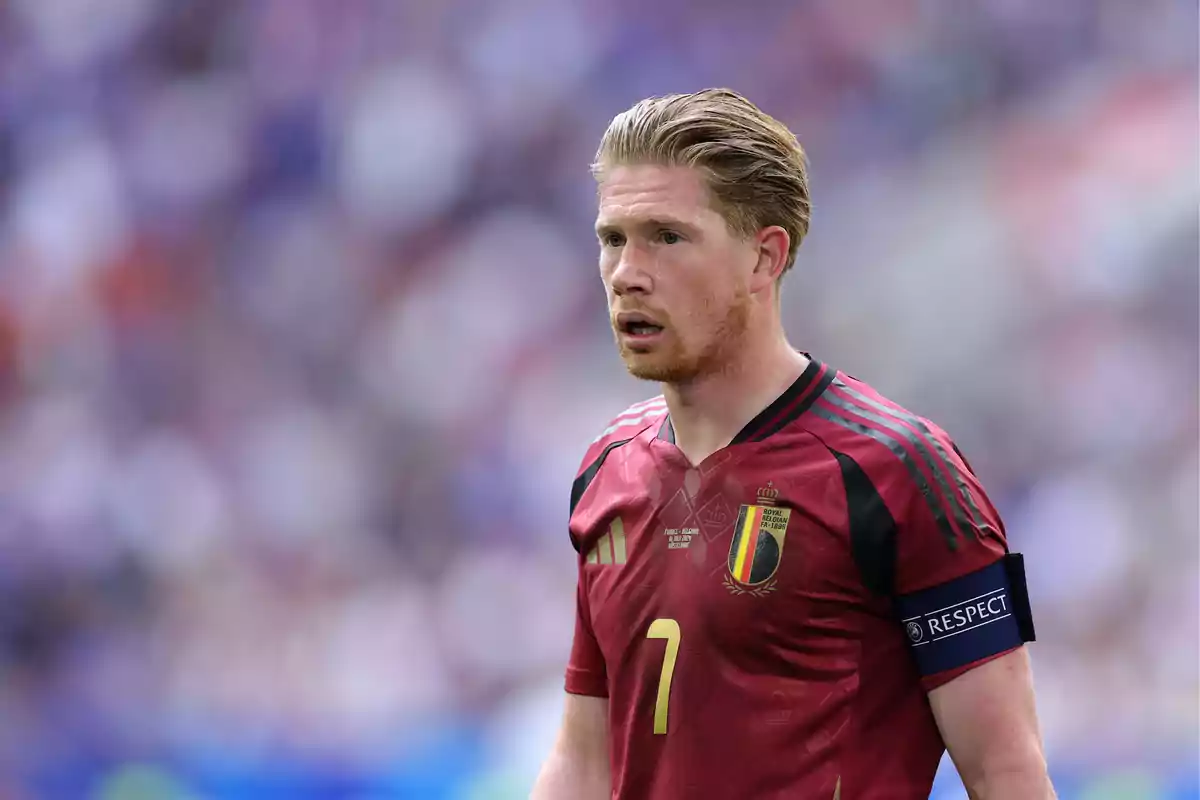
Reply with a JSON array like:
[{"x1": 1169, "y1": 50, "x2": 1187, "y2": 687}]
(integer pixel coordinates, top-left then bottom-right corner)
[{"x1": 656, "y1": 356, "x2": 835, "y2": 451}]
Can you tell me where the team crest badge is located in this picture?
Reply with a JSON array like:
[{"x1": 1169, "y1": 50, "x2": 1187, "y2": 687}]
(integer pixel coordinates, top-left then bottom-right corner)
[{"x1": 724, "y1": 482, "x2": 791, "y2": 596}]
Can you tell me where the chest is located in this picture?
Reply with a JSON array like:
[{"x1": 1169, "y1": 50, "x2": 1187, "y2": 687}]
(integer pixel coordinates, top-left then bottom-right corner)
[{"x1": 575, "y1": 443, "x2": 869, "y2": 666}]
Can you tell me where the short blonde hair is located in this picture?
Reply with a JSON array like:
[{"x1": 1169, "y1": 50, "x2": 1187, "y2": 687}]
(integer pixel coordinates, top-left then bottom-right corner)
[{"x1": 592, "y1": 88, "x2": 812, "y2": 273}]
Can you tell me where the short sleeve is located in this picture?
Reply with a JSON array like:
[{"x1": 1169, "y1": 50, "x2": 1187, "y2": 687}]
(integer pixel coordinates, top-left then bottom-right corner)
[
  {"x1": 887, "y1": 426, "x2": 1029, "y2": 690},
  {"x1": 564, "y1": 559, "x2": 608, "y2": 697},
  {"x1": 893, "y1": 443, "x2": 1008, "y2": 595}
]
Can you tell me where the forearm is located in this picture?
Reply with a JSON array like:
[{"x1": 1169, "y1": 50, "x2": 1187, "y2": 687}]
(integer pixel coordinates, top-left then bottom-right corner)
[
  {"x1": 934, "y1": 649, "x2": 1055, "y2": 800},
  {"x1": 964, "y1": 765, "x2": 1055, "y2": 799},
  {"x1": 530, "y1": 747, "x2": 610, "y2": 800}
]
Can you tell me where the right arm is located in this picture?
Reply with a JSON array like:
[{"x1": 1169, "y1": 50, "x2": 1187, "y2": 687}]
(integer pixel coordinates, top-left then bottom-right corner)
[
  {"x1": 530, "y1": 693, "x2": 610, "y2": 800},
  {"x1": 535, "y1": 513, "x2": 611, "y2": 799},
  {"x1": 540, "y1": 427, "x2": 643, "y2": 800}
]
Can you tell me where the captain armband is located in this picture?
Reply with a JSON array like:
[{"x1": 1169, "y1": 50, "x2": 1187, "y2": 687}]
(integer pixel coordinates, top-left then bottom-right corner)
[{"x1": 896, "y1": 554, "x2": 1036, "y2": 677}]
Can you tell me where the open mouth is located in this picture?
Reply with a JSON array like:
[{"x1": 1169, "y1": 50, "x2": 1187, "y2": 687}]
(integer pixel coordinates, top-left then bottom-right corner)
[{"x1": 617, "y1": 312, "x2": 664, "y2": 337}]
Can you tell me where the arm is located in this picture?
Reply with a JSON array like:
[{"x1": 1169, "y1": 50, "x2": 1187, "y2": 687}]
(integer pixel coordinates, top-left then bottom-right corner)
[
  {"x1": 536, "y1": 514, "x2": 611, "y2": 800},
  {"x1": 930, "y1": 647, "x2": 1055, "y2": 799},
  {"x1": 855, "y1": 416, "x2": 1050, "y2": 797},
  {"x1": 531, "y1": 693, "x2": 610, "y2": 800}
]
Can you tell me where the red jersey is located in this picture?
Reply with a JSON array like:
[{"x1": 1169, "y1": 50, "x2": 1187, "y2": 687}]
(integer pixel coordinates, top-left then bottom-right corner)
[{"x1": 565, "y1": 358, "x2": 1035, "y2": 799}]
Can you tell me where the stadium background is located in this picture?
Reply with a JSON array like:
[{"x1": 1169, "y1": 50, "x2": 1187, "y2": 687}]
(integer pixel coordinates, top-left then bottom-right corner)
[{"x1": 0, "y1": 1, "x2": 1196, "y2": 798}]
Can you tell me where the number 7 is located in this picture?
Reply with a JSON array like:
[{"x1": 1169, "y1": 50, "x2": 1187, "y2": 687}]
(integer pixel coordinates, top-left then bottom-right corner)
[{"x1": 646, "y1": 618, "x2": 681, "y2": 735}]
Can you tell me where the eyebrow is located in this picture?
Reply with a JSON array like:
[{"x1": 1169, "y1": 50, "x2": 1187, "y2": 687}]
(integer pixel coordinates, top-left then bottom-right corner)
[{"x1": 594, "y1": 217, "x2": 699, "y2": 236}]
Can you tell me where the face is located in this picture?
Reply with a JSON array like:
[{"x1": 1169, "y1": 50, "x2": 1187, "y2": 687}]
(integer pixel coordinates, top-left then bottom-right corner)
[{"x1": 595, "y1": 164, "x2": 760, "y2": 384}]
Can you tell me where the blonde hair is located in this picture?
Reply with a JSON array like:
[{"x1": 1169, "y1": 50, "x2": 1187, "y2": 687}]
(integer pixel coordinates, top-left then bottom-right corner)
[{"x1": 592, "y1": 88, "x2": 812, "y2": 273}]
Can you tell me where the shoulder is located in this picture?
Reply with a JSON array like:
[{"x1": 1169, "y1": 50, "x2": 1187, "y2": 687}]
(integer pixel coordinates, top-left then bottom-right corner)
[
  {"x1": 802, "y1": 372, "x2": 964, "y2": 479},
  {"x1": 569, "y1": 395, "x2": 666, "y2": 513},
  {"x1": 585, "y1": 395, "x2": 667, "y2": 455},
  {"x1": 804, "y1": 372, "x2": 1001, "y2": 552}
]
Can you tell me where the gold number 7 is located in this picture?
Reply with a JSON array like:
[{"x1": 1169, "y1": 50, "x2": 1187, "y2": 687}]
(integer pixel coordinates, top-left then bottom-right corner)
[{"x1": 646, "y1": 618, "x2": 681, "y2": 735}]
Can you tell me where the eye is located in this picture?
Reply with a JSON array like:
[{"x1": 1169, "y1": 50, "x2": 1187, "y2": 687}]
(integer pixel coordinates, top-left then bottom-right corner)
[
  {"x1": 658, "y1": 230, "x2": 682, "y2": 245},
  {"x1": 600, "y1": 232, "x2": 625, "y2": 248}
]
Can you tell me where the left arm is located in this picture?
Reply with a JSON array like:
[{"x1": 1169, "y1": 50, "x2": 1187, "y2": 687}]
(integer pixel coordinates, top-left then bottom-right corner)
[
  {"x1": 857, "y1": 416, "x2": 1053, "y2": 798},
  {"x1": 929, "y1": 647, "x2": 1055, "y2": 799}
]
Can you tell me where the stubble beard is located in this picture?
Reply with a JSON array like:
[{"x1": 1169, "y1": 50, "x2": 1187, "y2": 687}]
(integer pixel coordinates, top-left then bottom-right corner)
[{"x1": 616, "y1": 288, "x2": 752, "y2": 385}]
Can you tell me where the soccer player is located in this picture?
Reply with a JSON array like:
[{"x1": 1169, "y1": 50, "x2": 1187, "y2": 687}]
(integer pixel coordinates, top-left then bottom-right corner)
[{"x1": 531, "y1": 89, "x2": 1053, "y2": 799}]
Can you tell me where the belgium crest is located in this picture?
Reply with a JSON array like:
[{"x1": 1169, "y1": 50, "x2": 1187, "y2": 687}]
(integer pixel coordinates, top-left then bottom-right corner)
[{"x1": 724, "y1": 482, "x2": 791, "y2": 596}]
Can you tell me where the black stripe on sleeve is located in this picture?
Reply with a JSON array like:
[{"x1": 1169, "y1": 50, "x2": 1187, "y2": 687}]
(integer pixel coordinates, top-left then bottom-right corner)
[
  {"x1": 821, "y1": 389, "x2": 973, "y2": 544},
  {"x1": 951, "y1": 442, "x2": 979, "y2": 478},
  {"x1": 829, "y1": 447, "x2": 897, "y2": 598},
  {"x1": 811, "y1": 404, "x2": 960, "y2": 552},
  {"x1": 834, "y1": 383, "x2": 992, "y2": 537},
  {"x1": 569, "y1": 437, "x2": 635, "y2": 550}
]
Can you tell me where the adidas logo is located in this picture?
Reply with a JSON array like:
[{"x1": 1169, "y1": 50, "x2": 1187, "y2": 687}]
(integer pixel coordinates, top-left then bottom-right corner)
[{"x1": 586, "y1": 518, "x2": 627, "y2": 565}]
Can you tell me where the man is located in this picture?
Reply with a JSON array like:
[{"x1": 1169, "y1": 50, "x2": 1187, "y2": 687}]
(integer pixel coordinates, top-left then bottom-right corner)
[{"x1": 532, "y1": 89, "x2": 1053, "y2": 799}]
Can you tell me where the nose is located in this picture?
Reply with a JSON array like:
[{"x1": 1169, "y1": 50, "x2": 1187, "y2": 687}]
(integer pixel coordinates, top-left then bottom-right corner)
[{"x1": 609, "y1": 242, "x2": 652, "y2": 297}]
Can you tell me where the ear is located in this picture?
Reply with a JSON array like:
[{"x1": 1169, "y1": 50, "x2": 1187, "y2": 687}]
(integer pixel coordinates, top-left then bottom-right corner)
[{"x1": 748, "y1": 225, "x2": 791, "y2": 293}]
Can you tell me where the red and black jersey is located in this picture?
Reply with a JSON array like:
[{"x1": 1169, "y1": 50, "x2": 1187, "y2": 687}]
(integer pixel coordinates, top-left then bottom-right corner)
[{"x1": 566, "y1": 357, "x2": 1035, "y2": 799}]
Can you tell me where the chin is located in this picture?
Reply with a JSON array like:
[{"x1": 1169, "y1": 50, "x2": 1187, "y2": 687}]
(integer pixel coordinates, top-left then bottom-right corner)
[{"x1": 621, "y1": 351, "x2": 700, "y2": 384}]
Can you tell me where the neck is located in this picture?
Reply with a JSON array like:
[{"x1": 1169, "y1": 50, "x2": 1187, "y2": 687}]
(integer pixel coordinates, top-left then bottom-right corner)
[{"x1": 662, "y1": 328, "x2": 809, "y2": 466}]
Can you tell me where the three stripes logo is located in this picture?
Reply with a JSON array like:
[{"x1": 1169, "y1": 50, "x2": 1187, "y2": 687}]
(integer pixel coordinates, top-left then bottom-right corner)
[{"x1": 585, "y1": 518, "x2": 628, "y2": 565}]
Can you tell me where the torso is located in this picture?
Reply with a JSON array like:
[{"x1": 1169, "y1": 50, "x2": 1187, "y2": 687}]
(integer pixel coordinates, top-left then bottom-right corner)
[{"x1": 570, "y1": 362, "x2": 950, "y2": 799}]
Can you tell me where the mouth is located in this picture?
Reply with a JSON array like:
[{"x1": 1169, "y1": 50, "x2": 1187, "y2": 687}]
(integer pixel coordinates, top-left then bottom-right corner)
[{"x1": 616, "y1": 311, "x2": 665, "y2": 338}]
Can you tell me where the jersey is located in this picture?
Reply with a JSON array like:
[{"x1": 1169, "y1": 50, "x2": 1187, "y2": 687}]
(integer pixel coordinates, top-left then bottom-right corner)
[{"x1": 565, "y1": 357, "x2": 1036, "y2": 799}]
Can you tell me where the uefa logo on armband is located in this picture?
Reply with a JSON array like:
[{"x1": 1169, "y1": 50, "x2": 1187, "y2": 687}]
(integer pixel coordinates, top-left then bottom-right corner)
[{"x1": 906, "y1": 620, "x2": 924, "y2": 643}]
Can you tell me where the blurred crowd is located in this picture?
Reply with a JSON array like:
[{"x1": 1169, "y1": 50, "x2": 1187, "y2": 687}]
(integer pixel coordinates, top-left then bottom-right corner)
[{"x1": 0, "y1": 0, "x2": 1195, "y2": 797}]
